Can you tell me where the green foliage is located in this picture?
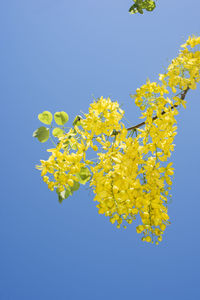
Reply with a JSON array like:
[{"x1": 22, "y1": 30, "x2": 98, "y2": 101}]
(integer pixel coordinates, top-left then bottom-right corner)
[
  {"x1": 57, "y1": 186, "x2": 72, "y2": 203},
  {"x1": 38, "y1": 111, "x2": 53, "y2": 125},
  {"x1": 57, "y1": 181, "x2": 80, "y2": 203},
  {"x1": 33, "y1": 126, "x2": 49, "y2": 143},
  {"x1": 73, "y1": 115, "x2": 82, "y2": 127},
  {"x1": 52, "y1": 127, "x2": 65, "y2": 137},
  {"x1": 129, "y1": 0, "x2": 156, "y2": 14},
  {"x1": 33, "y1": 110, "x2": 70, "y2": 143},
  {"x1": 70, "y1": 181, "x2": 80, "y2": 192},
  {"x1": 54, "y1": 111, "x2": 69, "y2": 125},
  {"x1": 76, "y1": 167, "x2": 91, "y2": 185}
]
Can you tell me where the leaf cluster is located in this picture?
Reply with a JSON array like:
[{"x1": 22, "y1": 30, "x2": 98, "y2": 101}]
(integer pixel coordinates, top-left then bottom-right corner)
[
  {"x1": 32, "y1": 111, "x2": 69, "y2": 143},
  {"x1": 33, "y1": 111, "x2": 92, "y2": 202},
  {"x1": 129, "y1": 0, "x2": 156, "y2": 14}
]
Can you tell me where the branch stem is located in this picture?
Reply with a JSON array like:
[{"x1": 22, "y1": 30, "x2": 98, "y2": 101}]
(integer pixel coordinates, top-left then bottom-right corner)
[{"x1": 127, "y1": 88, "x2": 190, "y2": 131}]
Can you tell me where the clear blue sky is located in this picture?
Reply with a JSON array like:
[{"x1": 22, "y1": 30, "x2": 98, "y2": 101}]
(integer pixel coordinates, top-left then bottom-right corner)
[{"x1": 0, "y1": 1, "x2": 200, "y2": 299}]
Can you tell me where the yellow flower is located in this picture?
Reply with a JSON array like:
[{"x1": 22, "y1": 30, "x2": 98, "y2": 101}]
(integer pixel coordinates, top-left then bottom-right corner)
[{"x1": 36, "y1": 36, "x2": 200, "y2": 244}]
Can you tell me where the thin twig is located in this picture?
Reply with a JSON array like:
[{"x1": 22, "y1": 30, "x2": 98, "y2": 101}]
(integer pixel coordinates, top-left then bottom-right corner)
[{"x1": 127, "y1": 87, "x2": 190, "y2": 131}]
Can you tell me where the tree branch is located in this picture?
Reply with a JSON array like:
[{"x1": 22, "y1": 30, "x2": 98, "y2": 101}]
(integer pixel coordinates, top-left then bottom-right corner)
[{"x1": 127, "y1": 87, "x2": 190, "y2": 131}]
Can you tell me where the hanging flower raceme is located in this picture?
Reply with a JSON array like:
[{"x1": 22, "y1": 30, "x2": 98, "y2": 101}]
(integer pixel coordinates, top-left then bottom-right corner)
[{"x1": 33, "y1": 35, "x2": 200, "y2": 244}]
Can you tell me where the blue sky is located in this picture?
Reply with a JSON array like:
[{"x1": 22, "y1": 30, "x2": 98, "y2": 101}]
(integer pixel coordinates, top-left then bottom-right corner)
[{"x1": 0, "y1": 0, "x2": 200, "y2": 299}]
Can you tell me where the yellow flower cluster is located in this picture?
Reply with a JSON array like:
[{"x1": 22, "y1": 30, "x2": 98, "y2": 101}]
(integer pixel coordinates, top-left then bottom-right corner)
[
  {"x1": 81, "y1": 97, "x2": 124, "y2": 136},
  {"x1": 160, "y1": 36, "x2": 200, "y2": 92},
  {"x1": 36, "y1": 98, "x2": 123, "y2": 197},
  {"x1": 36, "y1": 129, "x2": 88, "y2": 194},
  {"x1": 36, "y1": 36, "x2": 200, "y2": 244}
]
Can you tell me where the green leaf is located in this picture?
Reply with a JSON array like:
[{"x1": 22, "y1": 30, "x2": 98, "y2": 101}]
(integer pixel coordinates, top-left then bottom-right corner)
[
  {"x1": 129, "y1": 0, "x2": 155, "y2": 14},
  {"x1": 64, "y1": 186, "x2": 72, "y2": 198},
  {"x1": 38, "y1": 111, "x2": 53, "y2": 125},
  {"x1": 62, "y1": 140, "x2": 70, "y2": 150},
  {"x1": 57, "y1": 186, "x2": 72, "y2": 203},
  {"x1": 129, "y1": 5, "x2": 137, "y2": 14},
  {"x1": 54, "y1": 111, "x2": 69, "y2": 125},
  {"x1": 33, "y1": 126, "x2": 49, "y2": 143},
  {"x1": 70, "y1": 181, "x2": 80, "y2": 192},
  {"x1": 52, "y1": 127, "x2": 65, "y2": 137},
  {"x1": 145, "y1": 0, "x2": 156, "y2": 11},
  {"x1": 58, "y1": 190, "x2": 65, "y2": 203},
  {"x1": 73, "y1": 115, "x2": 82, "y2": 126},
  {"x1": 137, "y1": 7, "x2": 144, "y2": 14},
  {"x1": 76, "y1": 167, "x2": 91, "y2": 185}
]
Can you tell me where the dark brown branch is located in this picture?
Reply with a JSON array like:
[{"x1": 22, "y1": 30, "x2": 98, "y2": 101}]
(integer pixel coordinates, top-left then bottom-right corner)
[{"x1": 127, "y1": 87, "x2": 190, "y2": 131}]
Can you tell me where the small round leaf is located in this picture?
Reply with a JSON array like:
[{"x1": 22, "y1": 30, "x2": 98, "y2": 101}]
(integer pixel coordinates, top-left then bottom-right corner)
[
  {"x1": 54, "y1": 111, "x2": 69, "y2": 125},
  {"x1": 70, "y1": 181, "x2": 80, "y2": 192},
  {"x1": 76, "y1": 167, "x2": 91, "y2": 184},
  {"x1": 33, "y1": 126, "x2": 49, "y2": 143},
  {"x1": 57, "y1": 187, "x2": 72, "y2": 203},
  {"x1": 38, "y1": 111, "x2": 53, "y2": 125},
  {"x1": 52, "y1": 128, "x2": 65, "y2": 137}
]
